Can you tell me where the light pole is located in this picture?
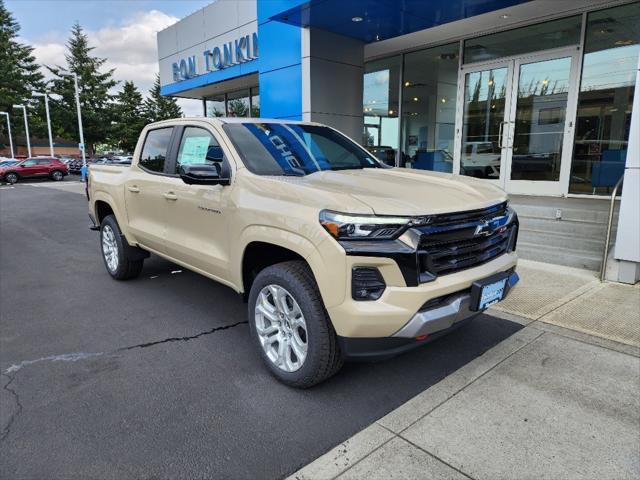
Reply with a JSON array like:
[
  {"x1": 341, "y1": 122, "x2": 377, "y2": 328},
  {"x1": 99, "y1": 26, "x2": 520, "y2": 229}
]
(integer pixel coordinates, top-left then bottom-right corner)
[
  {"x1": 59, "y1": 70, "x2": 86, "y2": 165},
  {"x1": 13, "y1": 104, "x2": 31, "y2": 158},
  {"x1": 32, "y1": 92, "x2": 54, "y2": 157},
  {"x1": 0, "y1": 112, "x2": 14, "y2": 159}
]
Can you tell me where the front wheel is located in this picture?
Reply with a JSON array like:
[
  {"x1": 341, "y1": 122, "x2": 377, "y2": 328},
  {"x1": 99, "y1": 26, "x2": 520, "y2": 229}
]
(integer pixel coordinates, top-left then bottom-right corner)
[
  {"x1": 248, "y1": 261, "x2": 343, "y2": 388},
  {"x1": 100, "y1": 215, "x2": 144, "y2": 280}
]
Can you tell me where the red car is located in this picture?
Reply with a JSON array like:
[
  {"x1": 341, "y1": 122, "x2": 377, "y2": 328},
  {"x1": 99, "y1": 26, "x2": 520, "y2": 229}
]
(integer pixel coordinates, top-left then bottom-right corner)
[{"x1": 0, "y1": 157, "x2": 69, "y2": 184}]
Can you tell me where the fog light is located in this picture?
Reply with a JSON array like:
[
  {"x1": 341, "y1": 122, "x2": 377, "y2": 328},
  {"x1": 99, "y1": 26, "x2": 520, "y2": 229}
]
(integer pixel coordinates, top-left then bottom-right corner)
[{"x1": 352, "y1": 267, "x2": 386, "y2": 301}]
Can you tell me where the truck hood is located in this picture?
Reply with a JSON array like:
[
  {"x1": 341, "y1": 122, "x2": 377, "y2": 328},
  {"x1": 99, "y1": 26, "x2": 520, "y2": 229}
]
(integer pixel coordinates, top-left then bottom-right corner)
[{"x1": 296, "y1": 168, "x2": 507, "y2": 215}]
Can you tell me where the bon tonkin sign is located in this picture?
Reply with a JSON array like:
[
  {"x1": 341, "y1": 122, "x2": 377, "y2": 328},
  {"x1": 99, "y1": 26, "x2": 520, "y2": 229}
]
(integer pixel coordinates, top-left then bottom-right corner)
[{"x1": 172, "y1": 32, "x2": 258, "y2": 82}]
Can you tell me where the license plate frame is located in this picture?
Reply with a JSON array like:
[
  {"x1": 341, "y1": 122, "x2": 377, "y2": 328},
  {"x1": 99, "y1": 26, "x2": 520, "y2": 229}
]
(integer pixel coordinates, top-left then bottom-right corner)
[{"x1": 470, "y1": 271, "x2": 513, "y2": 311}]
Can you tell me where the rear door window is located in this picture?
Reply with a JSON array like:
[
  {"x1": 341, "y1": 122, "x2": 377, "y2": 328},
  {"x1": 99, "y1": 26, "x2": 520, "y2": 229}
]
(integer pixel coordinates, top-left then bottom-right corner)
[{"x1": 139, "y1": 128, "x2": 173, "y2": 173}]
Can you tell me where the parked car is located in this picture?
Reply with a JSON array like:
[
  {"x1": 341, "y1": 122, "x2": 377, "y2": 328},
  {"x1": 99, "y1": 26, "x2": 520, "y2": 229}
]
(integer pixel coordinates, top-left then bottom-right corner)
[
  {"x1": 87, "y1": 118, "x2": 519, "y2": 387},
  {"x1": 0, "y1": 160, "x2": 19, "y2": 167},
  {"x1": 0, "y1": 156, "x2": 69, "y2": 184}
]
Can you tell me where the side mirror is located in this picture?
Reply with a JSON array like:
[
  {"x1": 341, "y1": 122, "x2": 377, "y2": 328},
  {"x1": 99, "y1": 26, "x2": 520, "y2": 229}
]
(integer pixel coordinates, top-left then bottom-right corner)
[{"x1": 179, "y1": 164, "x2": 230, "y2": 186}]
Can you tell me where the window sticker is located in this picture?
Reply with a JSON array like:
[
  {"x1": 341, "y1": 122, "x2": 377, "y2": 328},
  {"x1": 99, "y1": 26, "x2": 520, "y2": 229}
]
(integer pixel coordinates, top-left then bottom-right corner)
[{"x1": 180, "y1": 136, "x2": 210, "y2": 165}]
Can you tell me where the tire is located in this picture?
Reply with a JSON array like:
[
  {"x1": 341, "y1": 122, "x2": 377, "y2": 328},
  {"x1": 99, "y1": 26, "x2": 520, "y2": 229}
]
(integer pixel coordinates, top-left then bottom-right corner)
[
  {"x1": 100, "y1": 214, "x2": 144, "y2": 280},
  {"x1": 248, "y1": 260, "x2": 343, "y2": 388},
  {"x1": 5, "y1": 172, "x2": 18, "y2": 184},
  {"x1": 50, "y1": 170, "x2": 64, "y2": 181}
]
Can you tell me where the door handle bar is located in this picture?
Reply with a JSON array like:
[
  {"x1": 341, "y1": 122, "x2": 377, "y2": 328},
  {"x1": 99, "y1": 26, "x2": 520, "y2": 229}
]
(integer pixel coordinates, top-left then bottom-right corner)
[
  {"x1": 163, "y1": 192, "x2": 178, "y2": 201},
  {"x1": 127, "y1": 186, "x2": 140, "y2": 193}
]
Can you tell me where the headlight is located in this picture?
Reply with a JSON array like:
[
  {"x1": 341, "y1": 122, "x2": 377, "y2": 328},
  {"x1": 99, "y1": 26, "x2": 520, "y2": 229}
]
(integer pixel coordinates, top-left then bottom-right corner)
[{"x1": 320, "y1": 210, "x2": 420, "y2": 240}]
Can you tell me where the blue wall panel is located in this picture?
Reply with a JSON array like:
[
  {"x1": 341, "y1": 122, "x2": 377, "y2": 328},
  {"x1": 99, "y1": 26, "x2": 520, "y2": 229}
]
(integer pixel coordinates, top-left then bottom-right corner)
[
  {"x1": 259, "y1": 64, "x2": 302, "y2": 119},
  {"x1": 257, "y1": 0, "x2": 304, "y2": 119}
]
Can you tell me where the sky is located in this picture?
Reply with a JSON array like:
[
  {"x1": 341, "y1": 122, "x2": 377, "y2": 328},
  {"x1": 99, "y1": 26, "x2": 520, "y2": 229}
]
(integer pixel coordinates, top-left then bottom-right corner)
[{"x1": 7, "y1": 0, "x2": 214, "y2": 116}]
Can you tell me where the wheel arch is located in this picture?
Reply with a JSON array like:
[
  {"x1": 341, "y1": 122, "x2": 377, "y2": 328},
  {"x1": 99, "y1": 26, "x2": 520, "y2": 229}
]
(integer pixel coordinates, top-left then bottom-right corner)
[{"x1": 236, "y1": 226, "x2": 346, "y2": 308}]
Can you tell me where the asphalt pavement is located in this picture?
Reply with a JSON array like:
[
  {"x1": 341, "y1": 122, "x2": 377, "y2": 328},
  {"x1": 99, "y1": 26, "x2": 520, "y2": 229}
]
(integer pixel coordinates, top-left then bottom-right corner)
[{"x1": 0, "y1": 181, "x2": 523, "y2": 479}]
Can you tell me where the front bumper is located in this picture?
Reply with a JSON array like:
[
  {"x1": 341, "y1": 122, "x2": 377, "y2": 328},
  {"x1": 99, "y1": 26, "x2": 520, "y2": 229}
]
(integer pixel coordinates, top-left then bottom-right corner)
[{"x1": 337, "y1": 268, "x2": 519, "y2": 360}]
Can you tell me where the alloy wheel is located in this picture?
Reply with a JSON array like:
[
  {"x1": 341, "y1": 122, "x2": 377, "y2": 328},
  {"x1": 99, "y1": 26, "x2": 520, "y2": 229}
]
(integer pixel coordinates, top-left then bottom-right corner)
[
  {"x1": 255, "y1": 284, "x2": 308, "y2": 372},
  {"x1": 101, "y1": 225, "x2": 119, "y2": 272}
]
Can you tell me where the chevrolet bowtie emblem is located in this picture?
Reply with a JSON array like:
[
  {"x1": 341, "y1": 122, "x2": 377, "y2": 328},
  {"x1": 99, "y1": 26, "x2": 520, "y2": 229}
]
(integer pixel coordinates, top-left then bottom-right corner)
[{"x1": 474, "y1": 220, "x2": 492, "y2": 237}]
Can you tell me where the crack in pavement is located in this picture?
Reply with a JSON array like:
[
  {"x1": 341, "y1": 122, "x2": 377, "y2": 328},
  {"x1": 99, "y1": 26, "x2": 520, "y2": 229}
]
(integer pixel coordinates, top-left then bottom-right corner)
[
  {"x1": 1, "y1": 373, "x2": 23, "y2": 443},
  {"x1": 0, "y1": 320, "x2": 247, "y2": 443},
  {"x1": 117, "y1": 320, "x2": 247, "y2": 351}
]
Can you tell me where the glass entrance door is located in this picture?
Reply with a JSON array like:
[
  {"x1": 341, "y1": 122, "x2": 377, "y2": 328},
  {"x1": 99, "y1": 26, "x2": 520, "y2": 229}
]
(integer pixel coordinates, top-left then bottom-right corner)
[
  {"x1": 455, "y1": 49, "x2": 580, "y2": 195},
  {"x1": 457, "y1": 63, "x2": 512, "y2": 184}
]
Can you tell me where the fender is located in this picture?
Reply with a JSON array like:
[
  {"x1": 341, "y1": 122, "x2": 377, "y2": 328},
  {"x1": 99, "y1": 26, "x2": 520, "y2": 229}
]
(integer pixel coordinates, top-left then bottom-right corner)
[
  {"x1": 91, "y1": 190, "x2": 137, "y2": 245},
  {"x1": 234, "y1": 225, "x2": 347, "y2": 308}
]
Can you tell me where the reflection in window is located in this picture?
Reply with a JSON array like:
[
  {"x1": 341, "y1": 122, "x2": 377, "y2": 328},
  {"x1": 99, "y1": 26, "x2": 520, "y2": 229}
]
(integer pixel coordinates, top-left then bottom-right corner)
[
  {"x1": 250, "y1": 86, "x2": 260, "y2": 117},
  {"x1": 569, "y1": 3, "x2": 639, "y2": 195},
  {"x1": 510, "y1": 56, "x2": 571, "y2": 181},
  {"x1": 363, "y1": 56, "x2": 401, "y2": 166},
  {"x1": 205, "y1": 87, "x2": 259, "y2": 118},
  {"x1": 460, "y1": 67, "x2": 508, "y2": 179},
  {"x1": 400, "y1": 43, "x2": 458, "y2": 172},
  {"x1": 227, "y1": 89, "x2": 250, "y2": 117},
  {"x1": 205, "y1": 94, "x2": 225, "y2": 117},
  {"x1": 464, "y1": 16, "x2": 581, "y2": 64}
]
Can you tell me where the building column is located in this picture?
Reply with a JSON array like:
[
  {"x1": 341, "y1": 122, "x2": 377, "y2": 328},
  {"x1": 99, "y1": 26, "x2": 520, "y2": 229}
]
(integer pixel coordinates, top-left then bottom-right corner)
[
  {"x1": 613, "y1": 52, "x2": 640, "y2": 284},
  {"x1": 257, "y1": 4, "x2": 364, "y2": 139},
  {"x1": 301, "y1": 28, "x2": 364, "y2": 141}
]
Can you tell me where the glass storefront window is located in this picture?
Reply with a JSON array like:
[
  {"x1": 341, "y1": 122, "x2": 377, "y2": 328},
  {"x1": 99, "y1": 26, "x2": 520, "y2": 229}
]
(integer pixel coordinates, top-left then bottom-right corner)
[
  {"x1": 460, "y1": 67, "x2": 508, "y2": 179},
  {"x1": 363, "y1": 56, "x2": 401, "y2": 165},
  {"x1": 464, "y1": 16, "x2": 581, "y2": 64},
  {"x1": 250, "y1": 86, "x2": 260, "y2": 117},
  {"x1": 569, "y1": 3, "x2": 640, "y2": 195},
  {"x1": 227, "y1": 89, "x2": 250, "y2": 117},
  {"x1": 205, "y1": 94, "x2": 225, "y2": 117},
  {"x1": 400, "y1": 43, "x2": 459, "y2": 172}
]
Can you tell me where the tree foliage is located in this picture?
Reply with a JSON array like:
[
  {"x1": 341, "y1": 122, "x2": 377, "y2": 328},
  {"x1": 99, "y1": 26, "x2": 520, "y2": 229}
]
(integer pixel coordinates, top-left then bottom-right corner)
[
  {"x1": 143, "y1": 74, "x2": 182, "y2": 122},
  {"x1": 108, "y1": 81, "x2": 145, "y2": 153},
  {"x1": 48, "y1": 22, "x2": 117, "y2": 154},
  {"x1": 0, "y1": 0, "x2": 45, "y2": 142}
]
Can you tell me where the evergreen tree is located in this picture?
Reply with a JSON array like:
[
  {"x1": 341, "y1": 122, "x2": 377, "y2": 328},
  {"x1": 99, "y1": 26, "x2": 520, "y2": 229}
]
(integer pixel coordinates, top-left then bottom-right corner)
[
  {"x1": 0, "y1": 0, "x2": 45, "y2": 143},
  {"x1": 109, "y1": 81, "x2": 145, "y2": 153},
  {"x1": 143, "y1": 74, "x2": 182, "y2": 122},
  {"x1": 48, "y1": 22, "x2": 117, "y2": 155}
]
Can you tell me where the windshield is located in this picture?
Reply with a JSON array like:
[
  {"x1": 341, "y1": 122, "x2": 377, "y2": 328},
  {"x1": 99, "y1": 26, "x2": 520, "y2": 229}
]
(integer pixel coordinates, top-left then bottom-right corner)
[{"x1": 223, "y1": 123, "x2": 383, "y2": 176}]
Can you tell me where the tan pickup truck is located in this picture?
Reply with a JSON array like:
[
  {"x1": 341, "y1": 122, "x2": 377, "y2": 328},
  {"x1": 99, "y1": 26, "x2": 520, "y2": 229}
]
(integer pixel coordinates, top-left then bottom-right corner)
[{"x1": 87, "y1": 118, "x2": 519, "y2": 387}]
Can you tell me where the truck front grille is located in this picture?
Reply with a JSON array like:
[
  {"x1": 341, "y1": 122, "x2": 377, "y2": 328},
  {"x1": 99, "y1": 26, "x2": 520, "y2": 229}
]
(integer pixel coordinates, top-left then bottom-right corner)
[{"x1": 416, "y1": 202, "x2": 516, "y2": 278}]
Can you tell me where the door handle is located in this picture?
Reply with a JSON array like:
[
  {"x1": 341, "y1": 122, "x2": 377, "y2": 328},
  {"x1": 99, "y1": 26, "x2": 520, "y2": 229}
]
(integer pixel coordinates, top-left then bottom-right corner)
[
  {"x1": 127, "y1": 186, "x2": 140, "y2": 193},
  {"x1": 498, "y1": 121, "x2": 509, "y2": 149},
  {"x1": 163, "y1": 192, "x2": 178, "y2": 201}
]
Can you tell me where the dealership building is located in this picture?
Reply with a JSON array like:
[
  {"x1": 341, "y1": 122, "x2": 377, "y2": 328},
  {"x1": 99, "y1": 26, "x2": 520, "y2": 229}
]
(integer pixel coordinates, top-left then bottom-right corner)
[{"x1": 157, "y1": 0, "x2": 640, "y2": 283}]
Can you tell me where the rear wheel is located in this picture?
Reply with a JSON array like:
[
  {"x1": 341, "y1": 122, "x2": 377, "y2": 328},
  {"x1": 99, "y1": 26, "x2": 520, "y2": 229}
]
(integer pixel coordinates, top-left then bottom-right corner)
[
  {"x1": 50, "y1": 170, "x2": 64, "y2": 181},
  {"x1": 5, "y1": 172, "x2": 18, "y2": 184},
  {"x1": 248, "y1": 260, "x2": 343, "y2": 388},
  {"x1": 100, "y1": 215, "x2": 144, "y2": 280}
]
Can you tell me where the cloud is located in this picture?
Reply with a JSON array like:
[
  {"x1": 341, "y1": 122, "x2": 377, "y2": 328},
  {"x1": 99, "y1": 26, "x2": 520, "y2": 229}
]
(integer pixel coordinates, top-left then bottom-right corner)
[
  {"x1": 25, "y1": 9, "x2": 203, "y2": 117},
  {"x1": 29, "y1": 10, "x2": 173, "y2": 94}
]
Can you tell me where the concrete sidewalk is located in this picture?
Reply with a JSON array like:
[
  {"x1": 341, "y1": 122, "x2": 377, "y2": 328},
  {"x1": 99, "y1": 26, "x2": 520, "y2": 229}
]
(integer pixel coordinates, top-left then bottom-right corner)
[{"x1": 290, "y1": 262, "x2": 640, "y2": 480}]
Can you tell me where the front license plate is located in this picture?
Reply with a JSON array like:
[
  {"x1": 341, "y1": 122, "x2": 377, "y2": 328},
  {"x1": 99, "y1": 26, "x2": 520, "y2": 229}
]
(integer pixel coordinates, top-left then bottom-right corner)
[{"x1": 478, "y1": 278, "x2": 507, "y2": 309}]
